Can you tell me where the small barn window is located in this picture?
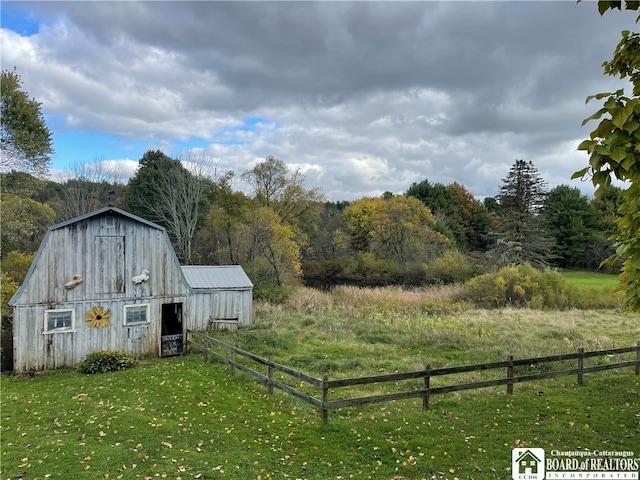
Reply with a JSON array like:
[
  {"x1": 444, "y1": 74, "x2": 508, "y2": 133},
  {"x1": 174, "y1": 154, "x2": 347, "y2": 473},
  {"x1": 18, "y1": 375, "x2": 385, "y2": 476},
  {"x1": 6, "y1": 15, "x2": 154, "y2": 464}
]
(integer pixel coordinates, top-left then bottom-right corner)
[
  {"x1": 124, "y1": 304, "x2": 149, "y2": 325},
  {"x1": 44, "y1": 309, "x2": 75, "y2": 333},
  {"x1": 105, "y1": 216, "x2": 115, "y2": 227}
]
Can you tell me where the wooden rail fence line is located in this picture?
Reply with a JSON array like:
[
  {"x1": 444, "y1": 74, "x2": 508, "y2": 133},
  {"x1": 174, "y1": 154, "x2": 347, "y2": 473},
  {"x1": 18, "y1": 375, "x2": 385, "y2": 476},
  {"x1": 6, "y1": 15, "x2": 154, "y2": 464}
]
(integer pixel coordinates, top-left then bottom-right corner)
[{"x1": 186, "y1": 330, "x2": 640, "y2": 424}]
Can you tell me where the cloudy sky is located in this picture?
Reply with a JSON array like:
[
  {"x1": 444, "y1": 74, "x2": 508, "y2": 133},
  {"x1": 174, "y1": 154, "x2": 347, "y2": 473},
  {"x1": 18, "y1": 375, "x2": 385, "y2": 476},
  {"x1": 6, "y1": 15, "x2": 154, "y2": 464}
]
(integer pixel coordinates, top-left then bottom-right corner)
[{"x1": 1, "y1": 1, "x2": 637, "y2": 201}]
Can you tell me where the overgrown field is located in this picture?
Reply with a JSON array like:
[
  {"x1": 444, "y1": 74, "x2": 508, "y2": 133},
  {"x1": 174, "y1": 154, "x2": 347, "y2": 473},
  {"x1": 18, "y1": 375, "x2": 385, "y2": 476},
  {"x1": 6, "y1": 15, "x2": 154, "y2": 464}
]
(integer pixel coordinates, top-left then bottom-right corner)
[
  {"x1": 2, "y1": 285, "x2": 639, "y2": 480},
  {"x1": 227, "y1": 285, "x2": 638, "y2": 371}
]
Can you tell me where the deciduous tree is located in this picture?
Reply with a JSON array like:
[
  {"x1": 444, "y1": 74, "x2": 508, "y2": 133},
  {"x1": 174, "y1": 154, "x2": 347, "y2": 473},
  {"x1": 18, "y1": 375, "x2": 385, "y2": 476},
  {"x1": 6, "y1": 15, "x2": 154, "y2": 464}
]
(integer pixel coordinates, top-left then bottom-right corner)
[
  {"x1": 406, "y1": 179, "x2": 459, "y2": 242},
  {"x1": 53, "y1": 159, "x2": 127, "y2": 220},
  {"x1": 1, "y1": 68, "x2": 53, "y2": 176},
  {"x1": 1, "y1": 251, "x2": 34, "y2": 285},
  {"x1": 407, "y1": 179, "x2": 485, "y2": 249},
  {"x1": 446, "y1": 182, "x2": 490, "y2": 250},
  {"x1": 342, "y1": 197, "x2": 384, "y2": 253},
  {"x1": 0, "y1": 194, "x2": 55, "y2": 254},
  {"x1": 244, "y1": 207, "x2": 302, "y2": 287},
  {"x1": 0, "y1": 170, "x2": 46, "y2": 198},
  {"x1": 241, "y1": 155, "x2": 324, "y2": 228},
  {"x1": 576, "y1": 0, "x2": 640, "y2": 310},
  {"x1": 344, "y1": 195, "x2": 449, "y2": 265},
  {"x1": 193, "y1": 171, "x2": 250, "y2": 266},
  {"x1": 125, "y1": 150, "x2": 213, "y2": 264}
]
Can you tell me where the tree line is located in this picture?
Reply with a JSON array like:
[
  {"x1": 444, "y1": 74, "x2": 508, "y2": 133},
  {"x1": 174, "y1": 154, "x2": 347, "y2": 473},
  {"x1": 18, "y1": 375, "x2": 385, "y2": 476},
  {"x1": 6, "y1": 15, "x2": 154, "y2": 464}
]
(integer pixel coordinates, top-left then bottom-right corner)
[{"x1": 0, "y1": 152, "x2": 624, "y2": 304}]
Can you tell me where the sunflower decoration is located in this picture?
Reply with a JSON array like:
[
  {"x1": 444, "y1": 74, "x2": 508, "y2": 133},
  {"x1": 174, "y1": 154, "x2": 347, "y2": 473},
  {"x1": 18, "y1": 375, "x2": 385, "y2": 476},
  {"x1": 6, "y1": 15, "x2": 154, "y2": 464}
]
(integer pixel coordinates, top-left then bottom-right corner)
[{"x1": 85, "y1": 306, "x2": 111, "y2": 328}]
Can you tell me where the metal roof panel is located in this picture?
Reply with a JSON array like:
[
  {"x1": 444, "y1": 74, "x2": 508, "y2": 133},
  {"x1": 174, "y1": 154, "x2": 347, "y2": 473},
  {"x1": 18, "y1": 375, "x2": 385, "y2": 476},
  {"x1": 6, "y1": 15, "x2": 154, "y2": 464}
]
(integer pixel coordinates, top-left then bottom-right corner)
[{"x1": 181, "y1": 265, "x2": 253, "y2": 290}]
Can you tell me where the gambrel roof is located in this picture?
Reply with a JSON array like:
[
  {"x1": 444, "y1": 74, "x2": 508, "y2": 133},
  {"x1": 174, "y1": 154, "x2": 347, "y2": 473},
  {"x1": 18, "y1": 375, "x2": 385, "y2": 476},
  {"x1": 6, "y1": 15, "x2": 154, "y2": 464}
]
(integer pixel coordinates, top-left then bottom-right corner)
[
  {"x1": 46, "y1": 206, "x2": 166, "y2": 232},
  {"x1": 8, "y1": 207, "x2": 183, "y2": 306}
]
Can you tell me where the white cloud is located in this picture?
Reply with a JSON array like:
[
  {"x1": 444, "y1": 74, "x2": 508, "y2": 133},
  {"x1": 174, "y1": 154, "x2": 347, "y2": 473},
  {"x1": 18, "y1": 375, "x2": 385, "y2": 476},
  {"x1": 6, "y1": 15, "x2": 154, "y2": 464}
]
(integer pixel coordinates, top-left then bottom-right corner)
[{"x1": 2, "y1": 1, "x2": 637, "y2": 201}]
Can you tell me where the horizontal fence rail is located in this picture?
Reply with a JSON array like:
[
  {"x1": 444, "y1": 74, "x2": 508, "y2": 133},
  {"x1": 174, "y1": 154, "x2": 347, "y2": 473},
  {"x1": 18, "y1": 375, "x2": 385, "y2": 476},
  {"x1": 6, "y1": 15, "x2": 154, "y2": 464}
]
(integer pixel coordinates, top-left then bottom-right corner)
[{"x1": 186, "y1": 330, "x2": 640, "y2": 424}]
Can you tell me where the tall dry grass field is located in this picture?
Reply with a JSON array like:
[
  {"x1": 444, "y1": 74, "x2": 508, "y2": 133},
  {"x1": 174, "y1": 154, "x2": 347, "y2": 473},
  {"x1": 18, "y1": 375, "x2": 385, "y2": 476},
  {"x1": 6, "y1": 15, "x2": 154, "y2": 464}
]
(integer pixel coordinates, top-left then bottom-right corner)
[{"x1": 232, "y1": 285, "x2": 639, "y2": 380}]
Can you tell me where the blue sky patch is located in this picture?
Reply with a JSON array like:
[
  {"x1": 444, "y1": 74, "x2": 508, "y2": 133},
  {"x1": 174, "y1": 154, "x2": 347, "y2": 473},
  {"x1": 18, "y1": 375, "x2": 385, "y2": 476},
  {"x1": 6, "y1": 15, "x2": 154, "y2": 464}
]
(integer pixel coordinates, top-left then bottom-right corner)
[
  {"x1": 51, "y1": 128, "x2": 221, "y2": 171},
  {"x1": 243, "y1": 116, "x2": 264, "y2": 127},
  {"x1": 51, "y1": 130, "x2": 147, "y2": 169},
  {"x1": 1, "y1": 5, "x2": 39, "y2": 36},
  {"x1": 211, "y1": 116, "x2": 267, "y2": 146}
]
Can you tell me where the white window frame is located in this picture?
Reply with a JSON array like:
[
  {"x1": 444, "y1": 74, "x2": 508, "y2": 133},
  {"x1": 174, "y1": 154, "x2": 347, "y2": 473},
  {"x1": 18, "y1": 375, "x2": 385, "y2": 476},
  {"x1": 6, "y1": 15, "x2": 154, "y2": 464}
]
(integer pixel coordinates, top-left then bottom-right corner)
[
  {"x1": 124, "y1": 303, "x2": 150, "y2": 326},
  {"x1": 44, "y1": 309, "x2": 76, "y2": 334}
]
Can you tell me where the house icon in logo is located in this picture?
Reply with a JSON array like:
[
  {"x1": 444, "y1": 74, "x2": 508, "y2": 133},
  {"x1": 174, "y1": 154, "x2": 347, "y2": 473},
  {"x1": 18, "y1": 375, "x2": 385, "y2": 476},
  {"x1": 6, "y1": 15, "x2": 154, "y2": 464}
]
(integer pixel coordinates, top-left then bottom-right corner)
[
  {"x1": 512, "y1": 448, "x2": 545, "y2": 480},
  {"x1": 517, "y1": 450, "x2": 541, "y2": 474}
]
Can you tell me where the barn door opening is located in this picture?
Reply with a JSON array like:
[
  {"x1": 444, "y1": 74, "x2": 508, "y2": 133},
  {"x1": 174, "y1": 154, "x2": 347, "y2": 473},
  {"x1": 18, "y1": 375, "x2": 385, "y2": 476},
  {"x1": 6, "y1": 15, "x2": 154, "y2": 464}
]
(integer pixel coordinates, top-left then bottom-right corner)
[{"x1": 161, "y1": 303, "x2": 183, "y2": 357}]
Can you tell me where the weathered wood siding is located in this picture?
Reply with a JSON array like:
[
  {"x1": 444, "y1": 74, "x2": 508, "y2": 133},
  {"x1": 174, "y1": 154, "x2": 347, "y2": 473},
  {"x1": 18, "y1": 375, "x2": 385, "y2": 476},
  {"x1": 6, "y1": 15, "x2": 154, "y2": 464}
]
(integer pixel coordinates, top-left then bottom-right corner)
[
  {"x1": 11, "y1": 210, "x2": 192, "y2": 372},
  {"x1": 14, "y1": 214, "x2": 190, "y2": 305},
  {"x1": 12, "y1": 300, "x2": 171, "y2": 371},
  {"x1": 189, "y1": 289, "x2": 252, "y2": 331}
]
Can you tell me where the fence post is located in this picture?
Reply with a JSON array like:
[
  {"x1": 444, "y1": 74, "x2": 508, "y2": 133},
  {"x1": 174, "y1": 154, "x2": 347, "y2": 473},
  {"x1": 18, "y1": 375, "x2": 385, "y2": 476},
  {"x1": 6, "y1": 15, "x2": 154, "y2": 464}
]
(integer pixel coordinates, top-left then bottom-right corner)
[
  {"x1": 507, "y1": 355, "x2": 514, "y2": 394},
  {"x1": 321, "y1": 375, "x2": 329, "y2": 425},
  {"x1": 577, "y1": 347, "x2": 584, "y2": 386},
  {"x1": 422, "y1": 364, "x2": 431, "y2": 411},
  {"x1": 268, "y1": 354, "x2": 274, "y2": 395},
  {"x1": 201, "y1": 334, "x2": 208, "y2": 362},
  {"x1": 636, "y1": 341, "x2": 640, "y2": 376},
  {"x1": 230, "y1": 342, "x2": 236, "y2": 377}
]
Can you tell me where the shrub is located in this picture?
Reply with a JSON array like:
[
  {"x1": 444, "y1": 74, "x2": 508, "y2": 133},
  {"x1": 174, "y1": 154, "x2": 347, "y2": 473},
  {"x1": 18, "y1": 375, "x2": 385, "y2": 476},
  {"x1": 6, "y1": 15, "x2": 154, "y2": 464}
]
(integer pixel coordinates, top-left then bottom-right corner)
[
  {"x1": 565, "y1": 286, "x2": 623, "y2": 309},
  {"x1": 424, "y1": 251, "x2": 483, "y2": 285},
  {"x1": 77, "y1": 350, "x2": 136, "y2": 374},
  {"x1": 343, "y1": 253, "x2": 402, "y2": 286},
  {"x1": 400, "y1": 262, "x2": 428, "y2": 286},
  {"x1": 457, "y1": 264, "x2": 575, "y2": 309},
  {"x1": 1, "y1": 329, "x2": 13, "y2": 372},
  {"x1": 301, "y1": 259, "x2": 345, "y2": 286},
  {"x1": 1, "y1": 273, "x2": 19, "y2": 330},
  {"x1": 253, "y1": 282, "x2": 290, "y2": 303}
]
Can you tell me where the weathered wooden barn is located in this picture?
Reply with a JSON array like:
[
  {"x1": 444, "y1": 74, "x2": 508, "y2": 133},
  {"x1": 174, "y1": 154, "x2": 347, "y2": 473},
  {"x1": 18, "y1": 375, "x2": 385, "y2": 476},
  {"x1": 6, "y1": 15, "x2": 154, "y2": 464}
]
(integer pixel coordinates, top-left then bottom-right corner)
[{"x1": 9, "y1": 207, "x2": 253, "y2": 373}]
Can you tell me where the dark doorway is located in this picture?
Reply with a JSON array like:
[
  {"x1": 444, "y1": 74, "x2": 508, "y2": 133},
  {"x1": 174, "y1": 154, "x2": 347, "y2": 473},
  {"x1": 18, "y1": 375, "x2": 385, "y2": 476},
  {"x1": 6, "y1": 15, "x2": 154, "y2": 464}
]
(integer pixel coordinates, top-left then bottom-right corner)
[{"x1": 161, "y1": 303, "x2": 183, "y2": 356}]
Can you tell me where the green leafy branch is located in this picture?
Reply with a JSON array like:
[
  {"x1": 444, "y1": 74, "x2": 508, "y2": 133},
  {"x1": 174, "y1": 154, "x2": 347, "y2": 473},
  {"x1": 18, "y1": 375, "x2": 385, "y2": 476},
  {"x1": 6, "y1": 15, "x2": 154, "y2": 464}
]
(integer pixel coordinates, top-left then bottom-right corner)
[{"x1": 576, "y1": 1, "x2": 640, "y2": 311}]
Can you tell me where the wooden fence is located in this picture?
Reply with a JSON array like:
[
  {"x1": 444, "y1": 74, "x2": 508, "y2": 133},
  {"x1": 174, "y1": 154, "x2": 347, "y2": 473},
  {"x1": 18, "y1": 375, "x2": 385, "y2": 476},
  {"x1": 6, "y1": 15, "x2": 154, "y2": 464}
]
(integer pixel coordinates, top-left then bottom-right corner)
[{"x1": 186, "y1": 330, "x2": 640, "y2": 424}]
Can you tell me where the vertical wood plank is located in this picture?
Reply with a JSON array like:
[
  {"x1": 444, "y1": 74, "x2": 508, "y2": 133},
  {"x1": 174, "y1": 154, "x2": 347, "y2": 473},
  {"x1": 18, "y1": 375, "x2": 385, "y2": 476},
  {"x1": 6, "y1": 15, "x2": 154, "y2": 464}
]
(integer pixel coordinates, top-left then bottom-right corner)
[
  {"x1": 230, "y1": 342, "x2": 236, "y2": 377},
  {"x1": 268, "y1": 354, "x2": 274, "y2": 395},
  {"x1": 422, "y1": 364, "x2": 431, "y2": 411},
  {"x1": 577, "y1": 347, "x2": 584, "y2": 385},
  {"x1": 321, "y1": 374, "x2": 329, "y2": 425},
  {"x1": 507, "y1": 355, "x2": 514, "y2": 394}
]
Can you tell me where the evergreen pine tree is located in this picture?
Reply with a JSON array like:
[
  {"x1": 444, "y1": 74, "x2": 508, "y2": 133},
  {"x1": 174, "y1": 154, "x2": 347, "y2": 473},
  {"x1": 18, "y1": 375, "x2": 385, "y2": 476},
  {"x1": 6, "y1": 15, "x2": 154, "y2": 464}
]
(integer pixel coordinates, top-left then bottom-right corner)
[{"x1": 487, "y1": 159, "x2": 554, "y2": 269}]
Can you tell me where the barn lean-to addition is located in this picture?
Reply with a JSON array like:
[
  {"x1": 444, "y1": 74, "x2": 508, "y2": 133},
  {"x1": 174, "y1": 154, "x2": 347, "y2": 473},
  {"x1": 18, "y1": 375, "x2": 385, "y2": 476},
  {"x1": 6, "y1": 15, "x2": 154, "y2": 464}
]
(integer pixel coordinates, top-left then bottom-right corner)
[
  {"x1": 181, "y1": 265, "x2": 253, "y2": 331},
  {"x1": 9, "y1": 207, "x2": 253, "y2": 373}
]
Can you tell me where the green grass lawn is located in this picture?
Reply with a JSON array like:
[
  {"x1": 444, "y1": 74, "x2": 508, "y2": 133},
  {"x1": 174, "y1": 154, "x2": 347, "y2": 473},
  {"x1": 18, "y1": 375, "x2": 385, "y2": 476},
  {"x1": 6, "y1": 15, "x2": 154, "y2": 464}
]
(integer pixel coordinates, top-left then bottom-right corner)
[
  {"x1": 560, "y1": 270, "x2": 620, "y2": 290},
  {"x1": 2, "y1": 354, "x2": 639, "y2": 480}
]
